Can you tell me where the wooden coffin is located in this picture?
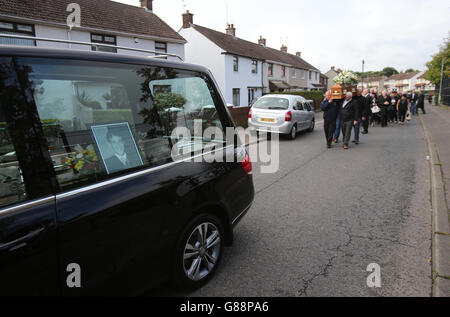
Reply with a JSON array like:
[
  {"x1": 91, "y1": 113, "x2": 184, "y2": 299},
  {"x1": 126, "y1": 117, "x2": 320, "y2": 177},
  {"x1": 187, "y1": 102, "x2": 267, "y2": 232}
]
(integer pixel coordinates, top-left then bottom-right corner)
[{"x1": 331, "y1": 84, "x2": 357, "y2": 100}]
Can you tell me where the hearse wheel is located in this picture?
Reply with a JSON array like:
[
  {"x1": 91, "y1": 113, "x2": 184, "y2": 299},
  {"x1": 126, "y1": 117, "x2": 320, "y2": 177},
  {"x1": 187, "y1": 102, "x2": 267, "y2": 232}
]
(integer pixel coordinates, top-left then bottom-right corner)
[{"x1": 173, "y1": 214, "x2": 224, "y2": 289}]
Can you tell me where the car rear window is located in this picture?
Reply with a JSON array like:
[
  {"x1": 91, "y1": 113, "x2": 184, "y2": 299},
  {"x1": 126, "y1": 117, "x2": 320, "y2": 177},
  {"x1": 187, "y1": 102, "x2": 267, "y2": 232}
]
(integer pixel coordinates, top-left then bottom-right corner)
[
  {"x1": 13, "y1": 57, "x2": 227, "y2": 191},
  {"x1": 253, "y1": 97, "x2": 289, "y2": 110}
]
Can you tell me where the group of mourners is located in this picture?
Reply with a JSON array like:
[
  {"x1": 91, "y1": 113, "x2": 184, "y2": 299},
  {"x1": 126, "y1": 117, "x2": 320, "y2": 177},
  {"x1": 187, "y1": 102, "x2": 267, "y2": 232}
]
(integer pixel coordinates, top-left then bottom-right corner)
[{"x1": 320, "y1": 88, "x2": 427, "y2": 149}]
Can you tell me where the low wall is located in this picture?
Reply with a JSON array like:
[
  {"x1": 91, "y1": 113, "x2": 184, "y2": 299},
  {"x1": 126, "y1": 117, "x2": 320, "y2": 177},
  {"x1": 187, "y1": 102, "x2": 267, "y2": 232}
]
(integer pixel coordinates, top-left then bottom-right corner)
[{"x1": 227, "y1": 106, "x2": 250, "y2": 128}]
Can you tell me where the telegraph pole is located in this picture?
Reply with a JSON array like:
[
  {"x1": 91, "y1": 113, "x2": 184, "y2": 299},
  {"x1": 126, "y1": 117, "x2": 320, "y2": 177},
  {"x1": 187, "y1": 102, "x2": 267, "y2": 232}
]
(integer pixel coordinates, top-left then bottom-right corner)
[
  {"x1": 362, "y1": 59, "x2": 365, "y2": 89},
  {"x1": 438, "y1": 56, "x2": 444, "y2": 105}
]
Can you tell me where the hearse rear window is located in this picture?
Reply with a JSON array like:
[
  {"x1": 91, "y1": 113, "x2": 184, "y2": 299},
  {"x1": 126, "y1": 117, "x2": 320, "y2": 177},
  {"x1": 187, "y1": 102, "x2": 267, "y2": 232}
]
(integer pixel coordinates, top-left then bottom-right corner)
[{"x1": 15, "y1": 57, "x2": 226, "y2": 191}]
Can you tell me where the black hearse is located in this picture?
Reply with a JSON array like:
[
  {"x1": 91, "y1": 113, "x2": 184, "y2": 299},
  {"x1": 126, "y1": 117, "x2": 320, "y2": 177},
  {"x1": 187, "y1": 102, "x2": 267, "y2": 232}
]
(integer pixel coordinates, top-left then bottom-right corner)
[{"x1": 0, "y1": 45, "x2": 254, "y2": 296}]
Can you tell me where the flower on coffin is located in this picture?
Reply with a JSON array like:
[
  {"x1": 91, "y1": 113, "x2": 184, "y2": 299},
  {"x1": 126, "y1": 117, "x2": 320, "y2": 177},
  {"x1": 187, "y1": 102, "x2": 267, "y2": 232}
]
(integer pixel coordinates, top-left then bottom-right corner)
[
  {"x1": 333, "y1": 70, "x2": 358, "y2": 86},
  {"x1": 64, "y1": 144, "x2": 99, "y2": 176}
]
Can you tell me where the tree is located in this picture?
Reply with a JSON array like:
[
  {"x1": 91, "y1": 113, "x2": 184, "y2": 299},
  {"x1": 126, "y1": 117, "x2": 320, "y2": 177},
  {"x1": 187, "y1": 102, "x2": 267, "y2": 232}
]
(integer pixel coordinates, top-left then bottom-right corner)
[
  {"x1": 424, "y1": 35, "x2": 450, "y2": 85},
  {"x1": 381, "y1": 67, "x2": 399, "y2": 77},
  {"x1": 405, "y1": 68, "x2": 419, "y2": 73}
]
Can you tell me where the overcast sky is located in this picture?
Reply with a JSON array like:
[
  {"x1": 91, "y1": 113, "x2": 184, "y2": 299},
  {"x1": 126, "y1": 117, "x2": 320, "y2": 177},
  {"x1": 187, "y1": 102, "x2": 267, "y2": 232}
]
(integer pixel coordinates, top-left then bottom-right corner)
[{"x1": 113, "y1": 0, "x2": 450, "y2": 73}]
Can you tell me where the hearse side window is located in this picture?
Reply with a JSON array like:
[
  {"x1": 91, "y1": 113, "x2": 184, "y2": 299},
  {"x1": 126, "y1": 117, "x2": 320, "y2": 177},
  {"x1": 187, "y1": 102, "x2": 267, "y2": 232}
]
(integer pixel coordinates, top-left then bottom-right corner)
[
  {"x1": 0, "y1": 59, "x2": 29, "y2": 207},
  {"x1": 17, "y1": 58, "x2": 226, "y2": 192},
  {"x1": 0, "y1": 112, "x2": 27, "y2": 208}
]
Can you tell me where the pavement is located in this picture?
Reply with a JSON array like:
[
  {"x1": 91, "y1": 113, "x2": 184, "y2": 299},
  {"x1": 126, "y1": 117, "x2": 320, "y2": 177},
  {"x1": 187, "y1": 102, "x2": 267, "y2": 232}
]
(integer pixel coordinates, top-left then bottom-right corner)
[
  {"x1": 150, "y1": 111, "x2": 434, "y2": 297},
  {"x1": 418, "y1": 103, "x2": 450, "y2": 296}
]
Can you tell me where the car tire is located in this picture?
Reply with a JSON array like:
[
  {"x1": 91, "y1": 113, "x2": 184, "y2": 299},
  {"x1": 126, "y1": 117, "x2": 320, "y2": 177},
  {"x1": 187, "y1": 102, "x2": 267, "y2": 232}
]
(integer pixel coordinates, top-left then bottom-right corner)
[
  {"x1": 307, "y1": 119, "x2": 315, "y2": 132},
  {"x1": 173, "y1": 214, "x2": 224, "y2": 289},
  {"x1": 288, "y1": 124, "x2": 297, "y2": 140}
]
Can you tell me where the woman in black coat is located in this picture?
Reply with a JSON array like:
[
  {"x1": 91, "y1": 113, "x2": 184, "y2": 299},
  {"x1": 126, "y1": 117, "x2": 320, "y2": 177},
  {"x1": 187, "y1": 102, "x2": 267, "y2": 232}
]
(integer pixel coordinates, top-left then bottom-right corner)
[
  {"x1": 397, "y1": 93, "x2": 410, "y2": 125},
  {"x1": 377, "y1": 91, "x2": 391, "y2": 127}
]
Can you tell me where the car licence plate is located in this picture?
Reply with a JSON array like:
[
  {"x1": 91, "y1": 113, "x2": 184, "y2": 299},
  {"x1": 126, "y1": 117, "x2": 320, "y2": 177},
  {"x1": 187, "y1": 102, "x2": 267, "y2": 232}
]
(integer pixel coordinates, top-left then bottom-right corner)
[{"x1": 260, "y1": 118, "x2": 275, "y2": 123}]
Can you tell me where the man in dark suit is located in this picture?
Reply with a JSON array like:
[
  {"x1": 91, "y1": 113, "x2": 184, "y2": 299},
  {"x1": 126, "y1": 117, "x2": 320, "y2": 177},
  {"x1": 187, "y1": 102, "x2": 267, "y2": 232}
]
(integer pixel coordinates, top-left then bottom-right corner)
[
  {"x1": 320, "y1": 90, "x2": 338, "y2": 148},
  {"x1": 361, "y1": 88, "x2": 372, "y2": 134},
  {"x1": 340, "y1": 92, "x2": 360, "y2": 150},
  {"x1": 416, "y1": 90, "x2": 426, "y2": 114}
]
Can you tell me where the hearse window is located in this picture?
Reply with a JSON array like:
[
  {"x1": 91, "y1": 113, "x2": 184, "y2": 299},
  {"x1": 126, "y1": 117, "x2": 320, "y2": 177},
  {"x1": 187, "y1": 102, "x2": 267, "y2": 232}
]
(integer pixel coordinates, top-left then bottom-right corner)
[
  {"x1": 0, "y1": 102, "x2": 27, "y2": 208},
  {"x1": 18, "y1": 58, "x2": 226, "y2": 192}
]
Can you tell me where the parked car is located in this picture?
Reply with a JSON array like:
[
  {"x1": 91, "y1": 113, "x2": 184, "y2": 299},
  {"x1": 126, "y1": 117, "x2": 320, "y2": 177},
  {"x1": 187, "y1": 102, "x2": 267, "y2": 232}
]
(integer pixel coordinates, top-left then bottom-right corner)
[
  {"x1": 248, "y1": 94, "x2": 315, "y2": 140},
  {"x1": 0, "y1": 46, "x2": 254, "y2": 296}
]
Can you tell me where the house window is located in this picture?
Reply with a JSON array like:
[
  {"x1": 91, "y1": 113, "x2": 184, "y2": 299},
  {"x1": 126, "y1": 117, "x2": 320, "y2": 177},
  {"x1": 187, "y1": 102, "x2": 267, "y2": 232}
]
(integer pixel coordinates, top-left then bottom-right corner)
[
  {"x1": 281, "y1": 66, "x2": 286, "y2": 77},
  {"x1": 232, "y1": 88, "x2": 240, "y2": 106},
  {"x1": 315, "y1": 72, "x2": 318, "y2": 81},
  {"x1": 309, "y1": 71, "x2": 312, "y2": 80},
  {"x1": 155, "y1": 41, "x2": 167, "y2": 58},
  {"x1": 251, "y1": 60, "x2": 258, "y2": 74},
  {"x1": 91, "y1": 33, "x2": 117, "y2": 53},
  {"x1": 0, "y1": 20, "x2": 35, "y2": 46},
  {"x1": 248, "y1": 88, "x2": 255, "y2": 105},
  {"x1": 301, "y1": 70, "x2": 305, "y2": 79},
  {"x1": 292, "y1": 68, "x2": 296, "y2": 78},
  {"x1": 268, "y1": 63, "x2": 273, "y2": 77},
  {"x1": 233, "y1": 56, "x2": 239, "y2": 72}
]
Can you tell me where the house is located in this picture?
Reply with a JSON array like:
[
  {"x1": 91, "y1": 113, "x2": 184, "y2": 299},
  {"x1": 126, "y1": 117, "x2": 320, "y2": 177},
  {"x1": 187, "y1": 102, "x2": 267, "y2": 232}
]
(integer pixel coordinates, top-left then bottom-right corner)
[
  {"x1": 178, "y1": 11, "x2": 321, "y2": 107},
  {"x1": 0, "y1": 0, "x2": 186, "y2": 61},
  {"x1": 383, "y1": 71, "x2": 423, "y2": 92},
  {"x1": 357, "y1": 76, "x2": 387, "y2": 91},
  {"x1": 324, "y1": 66, "x2": 342, "y2": 90},
  {"x1": 315, "y1": 74, "x2": 328, "y2": 92},
  {"x1": 414, "y1": 73, "x2": 434, "y2": 91},
  {"x1": 262, "y1": 45, "x2": 320, "y2": 94}
]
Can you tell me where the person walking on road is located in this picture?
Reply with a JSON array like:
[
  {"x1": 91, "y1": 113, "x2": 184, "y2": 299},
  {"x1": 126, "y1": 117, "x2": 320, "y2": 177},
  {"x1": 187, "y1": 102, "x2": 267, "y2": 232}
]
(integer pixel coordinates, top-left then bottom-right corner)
[
  {"x1": 320, "y1": 91, "x2": 338, "y2": 148},
  {"x1": 377, "y1": 90, "x2": 391, "y2": 128},
  {"x1": 390, "y1": 91, "x2": 400, "y2": 123},
  {"x1": 361, "y1": 88, "x2": 372, "y2": 134},
  {"x1": 352, "y1": 89, "x2": 366, "y2": 144},
  {"x1": 409, "y1": 90, "x2": 418, "y2": 115},
  {"x1": 370, "y1": 92, "x2": 380, "y2": 127},
  {"x1": 340, "y1": 92, "x2": 359, "y2": 150},
  {"x1": 416, "y1": 90, "x2": 426, "y2": 114},
  {"x1": 397, "y1": 92, "x2": 410, "y2": 125}
]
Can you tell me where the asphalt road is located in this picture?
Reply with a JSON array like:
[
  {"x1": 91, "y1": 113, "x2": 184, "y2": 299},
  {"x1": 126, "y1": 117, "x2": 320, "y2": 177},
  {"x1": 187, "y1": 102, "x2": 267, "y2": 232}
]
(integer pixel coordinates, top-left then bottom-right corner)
[{"x1": 155, "y1": 114, "x2": 432, "y2": 297}]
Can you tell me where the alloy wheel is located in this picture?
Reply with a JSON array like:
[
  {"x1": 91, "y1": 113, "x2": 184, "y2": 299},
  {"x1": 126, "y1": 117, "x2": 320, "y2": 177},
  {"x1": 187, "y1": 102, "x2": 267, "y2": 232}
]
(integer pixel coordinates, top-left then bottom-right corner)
[{"x1": 183, "y1": 222, "x2": 221, "y2": 281}]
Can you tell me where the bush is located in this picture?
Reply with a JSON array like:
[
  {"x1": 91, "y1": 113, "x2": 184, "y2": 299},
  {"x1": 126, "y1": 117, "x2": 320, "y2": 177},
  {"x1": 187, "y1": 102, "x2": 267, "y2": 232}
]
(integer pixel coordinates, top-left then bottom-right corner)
[{"x1": 265, "y1": 91, "x2": 325, "y2": 112}]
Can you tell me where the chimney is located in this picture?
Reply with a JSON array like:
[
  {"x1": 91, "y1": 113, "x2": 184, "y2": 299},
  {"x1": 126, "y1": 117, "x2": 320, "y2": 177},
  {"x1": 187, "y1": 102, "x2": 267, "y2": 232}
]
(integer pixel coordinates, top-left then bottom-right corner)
[
  {"x1": 280, "y1": 45, "x2": 287, "y2": 53},
  {"x1": 258, "y1": 36, "x2": 266, "y2": 46},
  {"x1": 140, "y1": 0, "x2": 153, "y2": 12},
  {"x1": 296, "y1": 52, "x2": 301, "y2": 58},
  {"x1": 182, "y1": 10, "x2": 193, "y2": 28},
  {"x1": 226, "y1": 24, "x2": 236, "y2": 36}
]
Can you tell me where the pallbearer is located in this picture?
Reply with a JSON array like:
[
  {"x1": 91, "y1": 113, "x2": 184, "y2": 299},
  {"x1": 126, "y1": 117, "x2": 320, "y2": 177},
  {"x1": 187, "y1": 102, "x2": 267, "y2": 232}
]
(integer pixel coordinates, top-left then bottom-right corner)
[{"x1": 320, "y1": 91, "x2": 338, "y2": 148}]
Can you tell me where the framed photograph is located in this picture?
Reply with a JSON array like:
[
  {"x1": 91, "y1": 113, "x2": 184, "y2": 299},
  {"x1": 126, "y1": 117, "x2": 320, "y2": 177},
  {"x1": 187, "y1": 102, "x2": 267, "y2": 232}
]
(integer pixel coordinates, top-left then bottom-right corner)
[{"x1": 90, "y1": 122, "x2": 144, "y2": 174}]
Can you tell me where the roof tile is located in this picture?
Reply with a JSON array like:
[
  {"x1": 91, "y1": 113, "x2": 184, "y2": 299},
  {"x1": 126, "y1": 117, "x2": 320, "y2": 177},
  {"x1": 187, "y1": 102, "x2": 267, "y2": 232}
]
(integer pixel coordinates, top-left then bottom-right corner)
[
  {"x1": 192, "y1": 24, "x2": 319, "y2": 71},
  {"x1": 0, "y1": 0, "x2": 185, "y2": 41}
]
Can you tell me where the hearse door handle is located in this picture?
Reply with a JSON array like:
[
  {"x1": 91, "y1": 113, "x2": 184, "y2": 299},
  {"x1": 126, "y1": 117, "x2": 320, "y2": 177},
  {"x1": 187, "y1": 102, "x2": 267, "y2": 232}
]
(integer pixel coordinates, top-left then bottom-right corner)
[{"x1": 0, "y1": 227, "x2": 45, "y2": 252}]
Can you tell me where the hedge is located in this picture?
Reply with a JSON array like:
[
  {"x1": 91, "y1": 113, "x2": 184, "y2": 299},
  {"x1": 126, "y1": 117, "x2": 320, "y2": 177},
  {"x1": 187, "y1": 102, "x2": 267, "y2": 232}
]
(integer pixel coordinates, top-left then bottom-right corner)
[{"x1": 265, "y1": 91, "x2": 324, "y2": 100}]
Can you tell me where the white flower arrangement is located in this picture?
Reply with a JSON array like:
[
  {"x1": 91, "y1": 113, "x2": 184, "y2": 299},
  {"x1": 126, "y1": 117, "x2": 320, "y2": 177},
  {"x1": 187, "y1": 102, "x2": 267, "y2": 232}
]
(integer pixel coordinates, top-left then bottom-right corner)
[{"x1": 333, "y1": 70, "x2": 358, "y2": 86}]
